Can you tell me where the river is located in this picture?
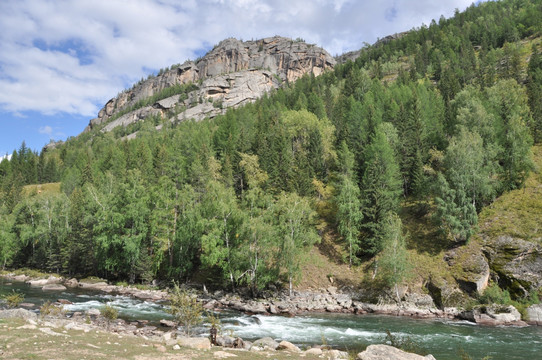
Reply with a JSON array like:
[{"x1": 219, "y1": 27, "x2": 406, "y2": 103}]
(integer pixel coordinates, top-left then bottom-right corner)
[{"x1": 2, "y1": 280, "x2": 541, "y2": 359}]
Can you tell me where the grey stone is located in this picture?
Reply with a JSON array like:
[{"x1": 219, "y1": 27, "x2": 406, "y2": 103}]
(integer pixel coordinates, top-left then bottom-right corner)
[
  {"x1": 526, "y1": 304, "x2": 542, "y2": 325},
  {"x1": 357, "y1": 344, "x2": 435, "y2": 360},
  {"x1": 251, "y1": 337, "x2": 279, "y2": 351},
  {"x1": 42, "y1": 284, "x2": 67, "y2": 291},
  {"x1": 177, "y1": 337, "x2": 211, "y2": 350},
  {"x1": 0, "y1": 308, "x2": 37, "y2": 321},
  {"x1": 277, "y1": 340, "x2": 300, "y2": 352}
]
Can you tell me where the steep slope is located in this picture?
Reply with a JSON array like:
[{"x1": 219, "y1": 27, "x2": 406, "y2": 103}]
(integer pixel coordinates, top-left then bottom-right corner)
[{"x1": 84, "y1": 36, "x2": 335, "y2": 135}]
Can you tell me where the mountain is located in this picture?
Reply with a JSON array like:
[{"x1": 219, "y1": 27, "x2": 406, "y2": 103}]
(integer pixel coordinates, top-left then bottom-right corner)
[
  {"x1": 1, "y1": 0, "x2": 542, "y2": 315},
  {"x1": 84, "y1": 36, "x2": 335, "y2": 137}
]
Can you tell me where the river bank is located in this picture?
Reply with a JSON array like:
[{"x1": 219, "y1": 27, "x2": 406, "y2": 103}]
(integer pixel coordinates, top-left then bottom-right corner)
[
  {"x1": 3, "y1": 276, "x2": 542, "y2": 360},
  {"x1": 2, "y1": 271, "x2": 539, "y2": 328}
]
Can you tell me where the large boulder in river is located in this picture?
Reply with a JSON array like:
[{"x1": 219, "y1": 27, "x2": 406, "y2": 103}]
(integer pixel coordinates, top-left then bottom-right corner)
[
  {"x1": 526, "y1": 304, "x2": 542, "y2": 325},
  {"x1": 42, "y1": 284, "x2": 67, "y2": 291},
  {"x1": 458, "y1": 304, "x2": 526, "y2": 326},
  {"x1": 357, "y1": 345, "x2": 436, "y2": 360}
]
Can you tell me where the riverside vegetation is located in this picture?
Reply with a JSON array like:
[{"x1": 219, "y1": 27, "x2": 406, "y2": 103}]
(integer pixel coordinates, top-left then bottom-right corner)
[{"x1": 0, "y1": 0, "x2": 542, "y2": 319}]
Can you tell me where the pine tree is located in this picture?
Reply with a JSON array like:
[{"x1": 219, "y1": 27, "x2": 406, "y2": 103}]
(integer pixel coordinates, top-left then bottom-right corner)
[
  {"x1": 335, "y1": 142, "x2": 363, "y2": 267},
  {"x1": 360, "y1": 128, "x2": 402, "y2": 255}
]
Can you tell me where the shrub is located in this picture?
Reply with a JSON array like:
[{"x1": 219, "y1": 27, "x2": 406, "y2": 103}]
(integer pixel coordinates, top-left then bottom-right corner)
[
  {"x1": 40, "y1": 301, "x2": 65, "y2": 317},
  {"x1": 167, "y1": 283, "x2": 204, "y2": 336},
  {"x1": 479, "y1": 283, "x2": 512, "y2": 305},
  {"x1": 2, "y1": 290, "x2": 24, "y2": 308},
  {"x1": 102, "y1": 305, "x2": 119, "y2": 330}
]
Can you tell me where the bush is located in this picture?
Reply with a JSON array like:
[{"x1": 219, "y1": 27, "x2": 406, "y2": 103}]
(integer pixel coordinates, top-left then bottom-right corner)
[
  {"x1": 479, "y1": 283, "x2": 512, "y2": 305},
  {"x1": 102, "y1": 304, "x2": 119, "y2": 330},
  {"x1": 102, "y1": 305, "x2": 119, "y2": 321},
  {"x1": 2, "y1": 290, "x2": 24, "y2": 308},
  {"x1": 167, "y1": 283, "x2": 204, "y2": 336},
  {"x1": 40, "y1": 301, "x2": 65, "y2": 317}
]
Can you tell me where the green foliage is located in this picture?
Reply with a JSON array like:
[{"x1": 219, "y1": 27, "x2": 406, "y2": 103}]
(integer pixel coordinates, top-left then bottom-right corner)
[
  {"x1": 360, "y1": 127, "x2": 402, "y2": 255},
  {"x1": 40, "y1": 301, "x2": 66, "y2": 317},
  {"x1": 335, "y1": 142, "x2": 363, "y2": 267},
  {"x1": 378, "y1": 213, "x2": 411, "y2": 301},
  {"x1": 479, "y1": 283, "x2": 512, "y2": 305},
  {"x1": 102, "y1": 305, "x2": 119, "y2": 321},
  {"x1": 167, "y1": 283, "x2": 204, "y2": 336},
  {"x1": 0, "y1": 0, "x2": 539, "y2": 296},
  {"x1": 2, "y1": 290, "x2": 24, "y2": 308}
]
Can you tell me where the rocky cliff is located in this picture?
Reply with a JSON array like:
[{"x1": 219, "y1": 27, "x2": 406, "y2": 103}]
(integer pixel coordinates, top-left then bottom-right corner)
[{"x1": 85, "y1": 36, "x2": 335, "y2": 135}]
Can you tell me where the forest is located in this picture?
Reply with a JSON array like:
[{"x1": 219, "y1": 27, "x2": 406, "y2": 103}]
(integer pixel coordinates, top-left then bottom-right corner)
[{"x1": 0, "y1": 0, "x2": 541, "y2": 299}]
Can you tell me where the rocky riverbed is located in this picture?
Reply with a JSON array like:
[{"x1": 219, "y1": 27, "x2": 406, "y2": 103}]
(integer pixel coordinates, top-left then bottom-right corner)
[
  {"x1": 0, "y1": 307, "x2": 437, "y2": 360},
  {"x1": 2, "y1": 272, "x2": 539, "y2": 327}
]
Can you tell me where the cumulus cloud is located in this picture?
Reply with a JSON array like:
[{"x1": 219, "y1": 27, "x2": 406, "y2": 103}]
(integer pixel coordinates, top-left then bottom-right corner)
[
  {"x1": 39, "y1": 125, "x2": 53, "y2": 135},
  {"x1": 0, "y1": 0, "x2": 474, "y2": 118}
]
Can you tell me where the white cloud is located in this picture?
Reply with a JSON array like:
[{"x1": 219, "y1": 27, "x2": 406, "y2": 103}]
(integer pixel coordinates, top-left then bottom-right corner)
[
  {"x1": 39, "y1": 125, "x2": 53, "y2": 135},
  {"x1": 0, "y1": 0, "x2": 474, "y2": 118}
]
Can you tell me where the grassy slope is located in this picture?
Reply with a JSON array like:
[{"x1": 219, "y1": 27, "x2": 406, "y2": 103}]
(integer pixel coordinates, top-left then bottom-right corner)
[{"x1": 478, "y1": 145, "x2": 542, "y2": 243}]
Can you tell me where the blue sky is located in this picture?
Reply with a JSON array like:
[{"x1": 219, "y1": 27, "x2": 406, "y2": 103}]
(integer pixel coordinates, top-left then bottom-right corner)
[{"x1": 0, "y1": 0, "x2": 474, "y2": 156}]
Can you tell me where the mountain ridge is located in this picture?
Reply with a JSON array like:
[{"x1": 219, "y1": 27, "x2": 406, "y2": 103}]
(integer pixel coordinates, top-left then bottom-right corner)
[{"x1": 83, "y1": 36, "x2": 335, "y2": 137}]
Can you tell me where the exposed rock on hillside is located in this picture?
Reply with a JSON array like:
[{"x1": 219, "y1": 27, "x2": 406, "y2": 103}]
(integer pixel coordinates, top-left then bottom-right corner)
[
  {"x1": 85, "y1": 36, "x2": 335, "y2": 134},
  {"x1": 482, "y1": 235, "x2": 542, "y2": 298}
]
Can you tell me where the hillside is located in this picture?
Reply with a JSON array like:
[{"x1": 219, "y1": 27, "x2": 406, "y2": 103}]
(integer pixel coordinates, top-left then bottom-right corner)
[{"x1": 1, "y1": 0, "x2": 542, "y2": 310}]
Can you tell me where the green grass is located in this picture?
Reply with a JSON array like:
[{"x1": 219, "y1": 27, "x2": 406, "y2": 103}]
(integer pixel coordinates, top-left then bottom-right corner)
[
  {"x1": 22, "y1": 182, "x2": 61, "y2": 197},
  {"x1": 478, "y1": 145, "x2": 542, "y2": 243}
]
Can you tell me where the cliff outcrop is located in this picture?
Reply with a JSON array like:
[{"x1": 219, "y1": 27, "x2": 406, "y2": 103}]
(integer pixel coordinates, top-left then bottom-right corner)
[{"x1": 85, "y1": 36, "x2": 335, "y2": 134}]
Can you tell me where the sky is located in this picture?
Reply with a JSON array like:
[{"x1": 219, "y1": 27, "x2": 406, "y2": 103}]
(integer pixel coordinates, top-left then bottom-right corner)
[{"x1": 0, "y1": 0, "x2": 475, "y2": 157}]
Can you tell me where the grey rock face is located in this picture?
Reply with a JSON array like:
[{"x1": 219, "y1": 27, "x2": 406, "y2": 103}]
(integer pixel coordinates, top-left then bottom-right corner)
[
  {"x1": 483, "y1": 235, "x2": 542, "y2": 297},
  {"x1": 85, "y1": 36, "x2": 334, "y2": 135}
]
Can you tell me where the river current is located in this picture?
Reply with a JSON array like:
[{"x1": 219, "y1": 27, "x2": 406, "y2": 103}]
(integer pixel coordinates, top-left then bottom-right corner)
[{"x1": 2, "y1": 280, "x2": 541, "y2": 360}]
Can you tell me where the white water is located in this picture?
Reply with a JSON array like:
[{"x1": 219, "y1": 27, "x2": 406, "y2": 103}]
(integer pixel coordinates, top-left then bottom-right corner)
[{"x1": 2, "y1": 281, "x2": 542, "y2": 360}]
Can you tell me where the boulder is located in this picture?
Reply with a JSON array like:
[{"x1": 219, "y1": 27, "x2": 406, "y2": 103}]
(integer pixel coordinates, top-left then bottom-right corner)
[
  {"x1": 0, "y1": 308, "x2": 37, "y2": 321},
  {"x1": 303, "y1": 347, "x2": 323, "y2": 356},
  {"x1": 86, "y1": 308, "x2": 101, "y2": 316},
  {"x1": 159, "y1": 319, "x2": 177, "y2": 328},
  {"x1": 64, "y1": 278, "x2": 79, "y2": 287},
  {"x1": 42, "y1": 284, "x2": 67, "y2": 291},
  {"x1": 177, "y1": 337, "x2": 211, "y2": 350},
  {"x1": 78, "y1": 281, "x2": 110, "y2": 291},
  {"x1": 327, "y1": 349, "x2": 350, "y2": 359},
  {"x1": 216, "y1": 335, "x2": 235, "y2": 348},
  {"x1": 277, "y1": 340, "x2": 300, "y2": 352},
  {"x1": 27, "y1": 279, "x2": 49, "y2": 287},
  {"x1": 57, "y1": 299, "x2": 72, "y2": 305},
  {"x1": 526, "y1": 304, "x2": 542, "y2": 325},
  {"x1": 357, "y1": 345, "x2": 436, "y2": 360},
  {"x1": 251, "y1": 337, "x2": 279, "y2": 351},
  {"x1": 459, "y1": 305, "x2": 526, "y2": 326}
]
